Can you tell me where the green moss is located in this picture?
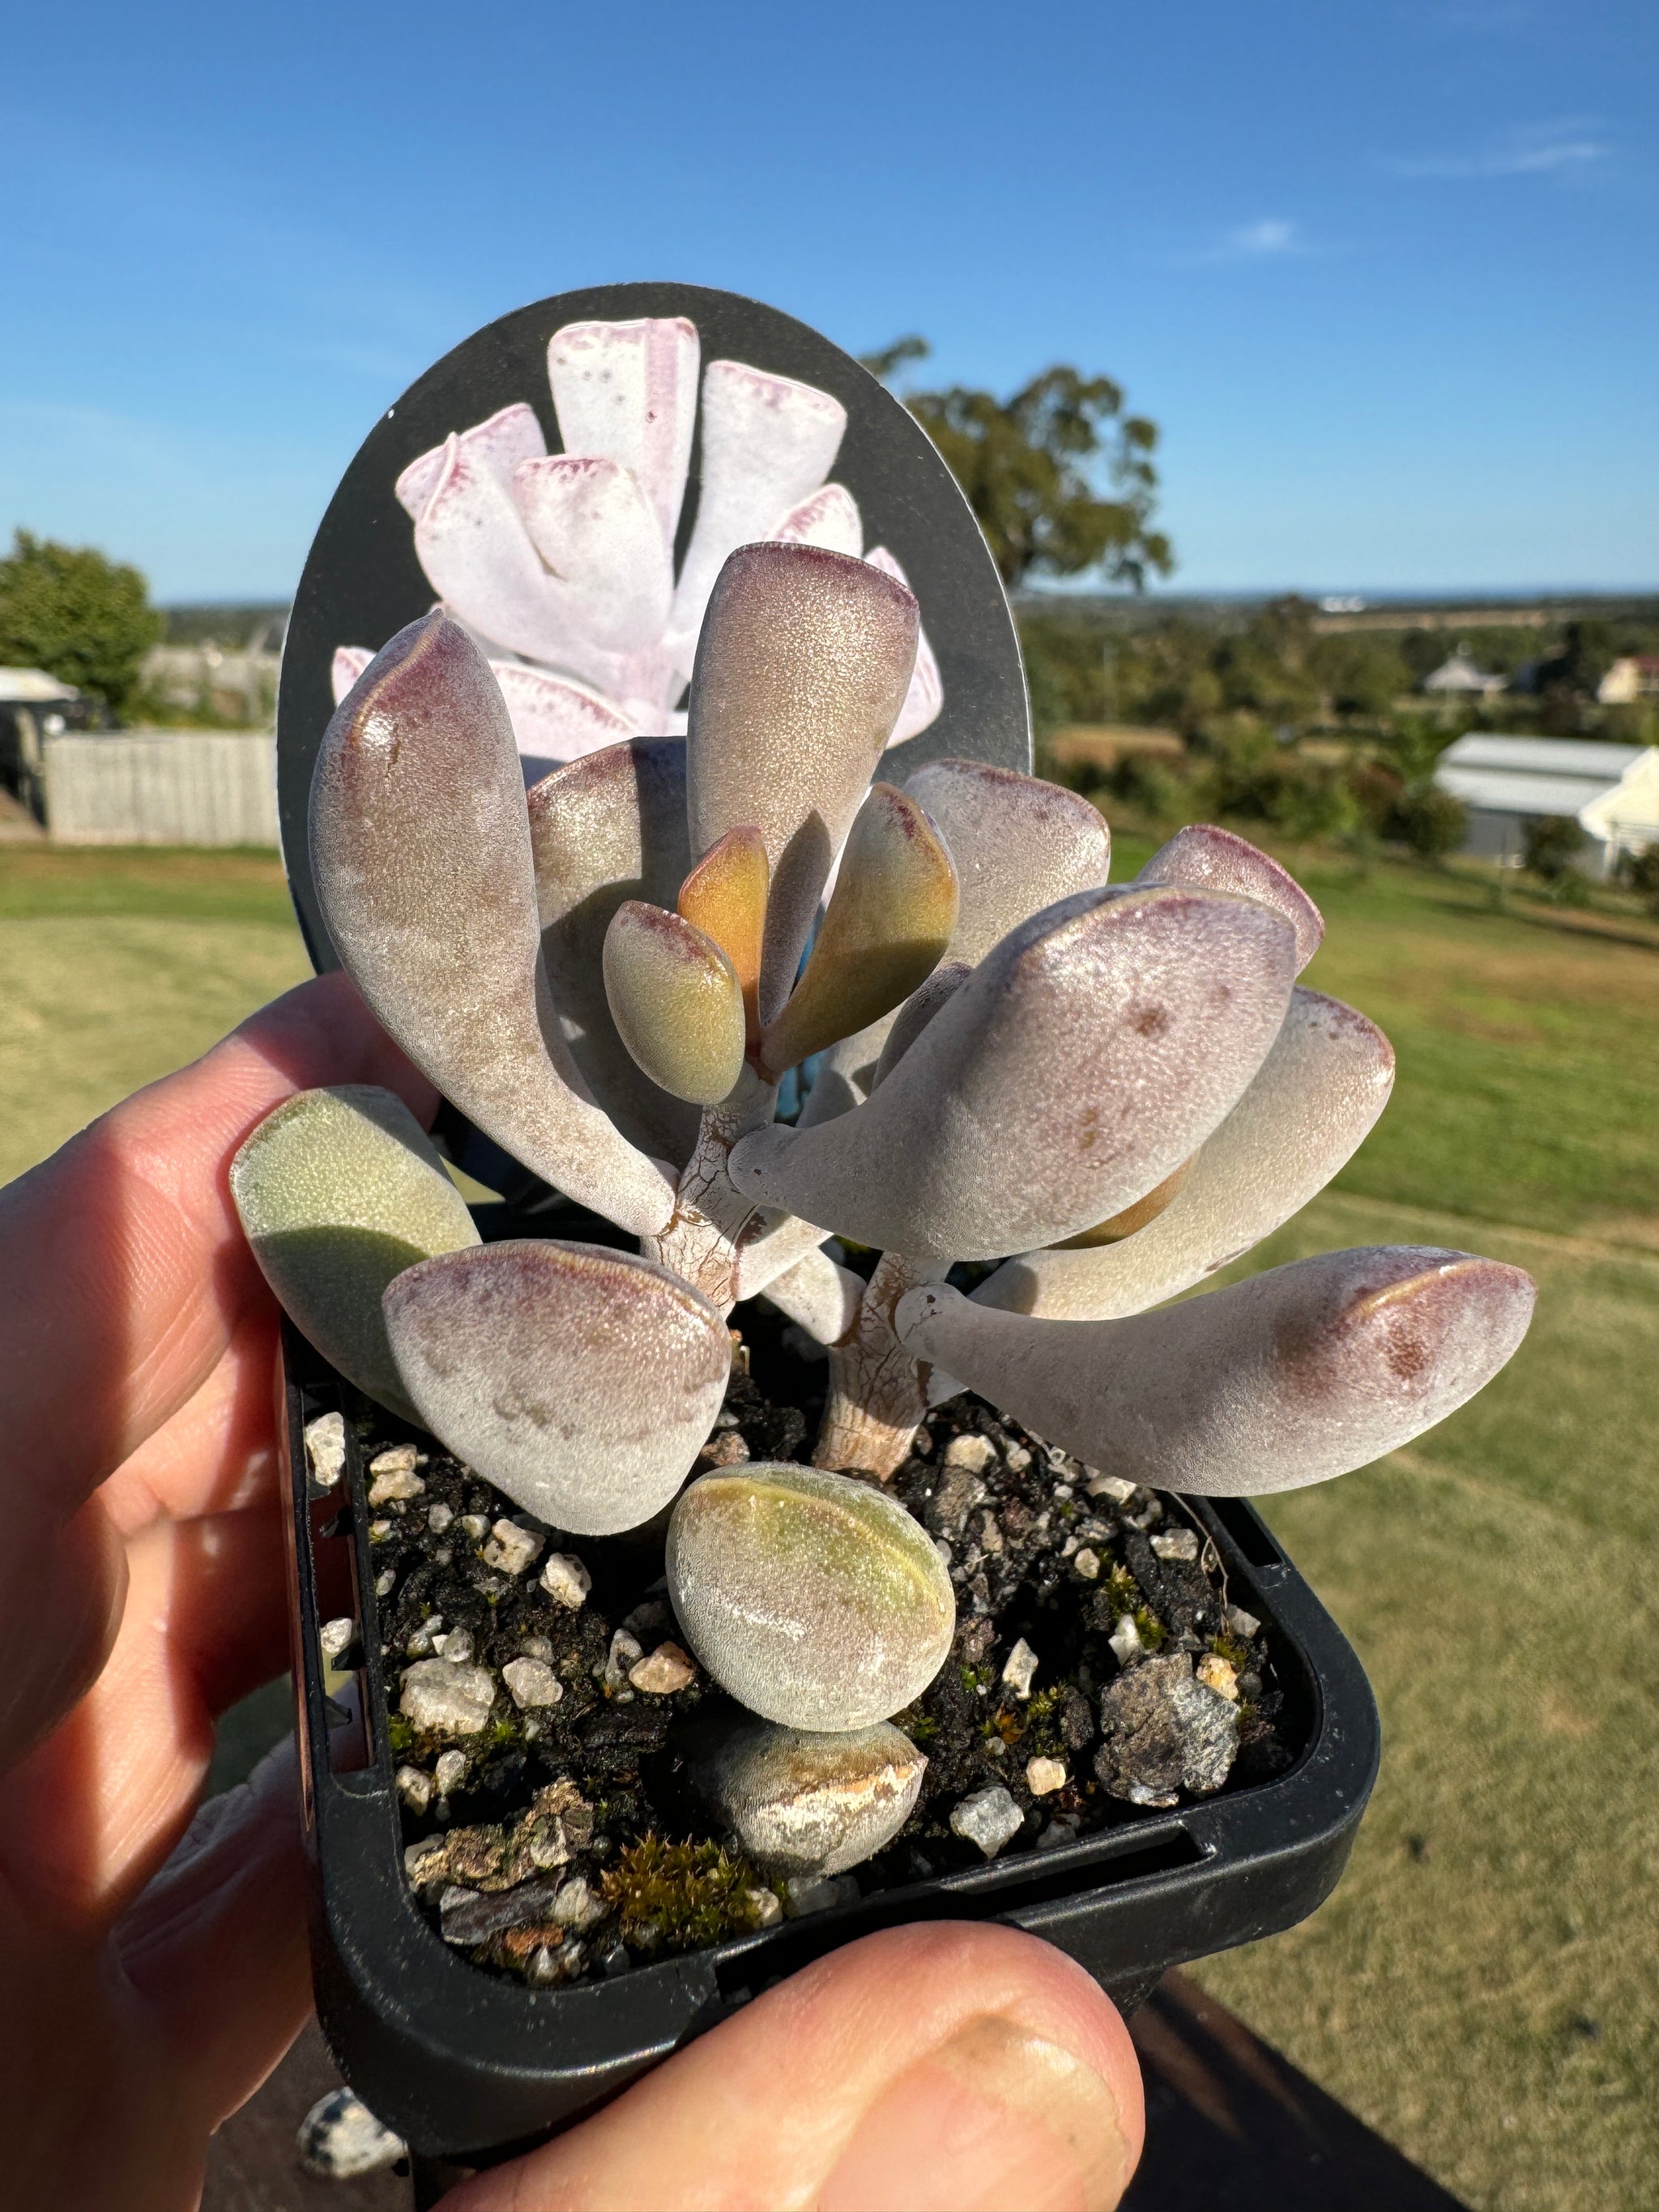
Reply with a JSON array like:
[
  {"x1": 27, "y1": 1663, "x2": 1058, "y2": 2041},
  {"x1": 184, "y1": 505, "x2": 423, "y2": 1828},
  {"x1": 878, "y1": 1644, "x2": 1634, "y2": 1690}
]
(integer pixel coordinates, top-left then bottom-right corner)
[
  {"x1": 599, "y1": 1836, "x2": 766, "y2": 1953},
  {"x1": 893, "y1": 1703, "x2": 938, "y2": 1743},
  {"x1": 1133, "y1": 1607, "x2": 1168, "y2": 1652},
  {"x1": 385, "y1": 1715, "x2": 413, "y2": 1757},
  {"x1": 1208, "y1": 1631, "x2": 1252, "y2": 1669}
]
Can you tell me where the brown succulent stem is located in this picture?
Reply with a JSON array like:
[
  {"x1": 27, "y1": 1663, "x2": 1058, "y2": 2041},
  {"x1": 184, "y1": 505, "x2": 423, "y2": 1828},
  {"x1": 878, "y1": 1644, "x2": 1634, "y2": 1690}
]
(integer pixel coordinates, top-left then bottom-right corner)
[
  {"x1": 813, "y1": 1251, "x2": 949, "y2": 1478},
  {"x1": 643, "y1": 1068, "x2": 778, "y2": 1313}
]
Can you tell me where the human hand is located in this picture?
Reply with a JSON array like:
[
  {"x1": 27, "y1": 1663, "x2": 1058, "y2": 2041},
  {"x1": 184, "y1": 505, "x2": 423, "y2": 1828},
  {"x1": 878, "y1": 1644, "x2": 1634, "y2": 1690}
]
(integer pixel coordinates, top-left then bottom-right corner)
[{"x1": 0, "y1": 973, "x2": 1143, "y2": 2211}]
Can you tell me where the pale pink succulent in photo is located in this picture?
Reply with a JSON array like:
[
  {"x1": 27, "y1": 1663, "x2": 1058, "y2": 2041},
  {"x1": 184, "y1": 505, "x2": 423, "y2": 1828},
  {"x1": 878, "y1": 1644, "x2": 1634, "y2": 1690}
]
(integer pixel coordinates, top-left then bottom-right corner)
[{"x1": 331, "y1": 317, "x2": 943, "y2": 780}]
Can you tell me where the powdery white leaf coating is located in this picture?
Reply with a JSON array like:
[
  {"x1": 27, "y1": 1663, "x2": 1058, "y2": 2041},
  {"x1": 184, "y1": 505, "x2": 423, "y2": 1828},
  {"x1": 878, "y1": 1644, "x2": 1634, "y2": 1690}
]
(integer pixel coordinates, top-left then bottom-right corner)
[
  {"x1": 383, "y1": 1240, "x2": 731, "y2": 1535},
  {"x1": 412, "y1": 433, "x2": 576, "y2": 667},
  {"x1": 773, "y1": 482, "x2": 864, "y2": 556},
  {"x1": 896, "y1": 1246, "x2": 1537, "y2": 1497},
  {"x1": 666, "y1": 1464, "x2": 956, "y2": 1730},
  {"x1": 728, "y1": 885, "x2": 1299, "y2": 1261},
  {"x1": 395, "y1": 402, "x2": 545, "y2": 522},
  {"x1": 689, "y1": 543, "x2": 920, "y2": 1024},
  {"x1": 871, "y1": 962, "x2": 971, "y2": 1089},
  {"x1": 527, "y1": 735, "x2": 696, "y2": 1163},
  {"x1": 513, "y1": 455, "x2": 673, "y2": 655},
  {"x1": 1136, "y1": 825, "x2": 1324, "y2": 974},
  {"x1": 757, "y1": 784, "x2": 959, "y2": 1080},
  {"x1": 546, "y1": 317, "x2": 700, "y2": 553},
  {"x1": 795, "y1": 1018, "x2": 886, "y2": 1130},
  {"x1": 667, "y1": 361, "x2": 848, "y2": 674},
  {"x1": 863, "y1": 548, "x2": 944, "y2": 745},
  {"x1": 488, "y1": 663, "x2": 638, "y2": 775},
  {"x1": 310, "y1": 613, "x2": 676, "y2": 1235},
  {"x1": 977, "y1": 987, "x2": 1397, "y2": 1319},
  {"x1": 331, "y1": 646, "x2": 372, "y2": 704},
  {"x1": 602, "y1": 901, "x2": 746, "y2": 1106},
  {"x1": 230, "y1": 1085, "x2": 478, "y2": 1422},
  {"x1": 686, "y1": 1712, "x2": 926, "y2": 1876},
  {"x1": 761, "y1": 1245, "x2": 864, "y2": 1346},
  {"x1": 903, "y1": 759, "x2": 1111, "y2": 965}
]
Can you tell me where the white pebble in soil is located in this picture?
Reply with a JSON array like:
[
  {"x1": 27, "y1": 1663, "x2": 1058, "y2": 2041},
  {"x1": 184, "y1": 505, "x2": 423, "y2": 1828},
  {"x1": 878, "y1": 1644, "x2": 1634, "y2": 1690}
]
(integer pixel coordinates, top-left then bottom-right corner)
[
  {"x1": 1085, "y1": 1471, "x2": 1137, "y2": 1504},
  {"x1": 552, "y1": 1875, "x2": 604, "y2": 1929},
  {"x1": 428, "y1": 1502, "x2": 454, "y2": 1532},
  {"x1": 1227, "y1": 1604, "x2": 1261, "y2": 1639},
  {"x1": 942, "y1": 1433, "x2": 996, "y2": 1474},
  {"x1": 297, "y1": 2087, "x2": 405, "y2": 2179},
  {"x1": 1073, "y1": 1547, "x2": 1101, "y2": 1581},
  {"x1": 433, "y1": 1749, "x2": 467, "y2": 1796},
  {"x1": 747, "y1": 1886, "x2": 783, "y2": 1928},
  {"x1": 503, "y1": 1657, "x2": 564, "y2": 1710},
  {"x1": 629, "y1": 1643, "x2": 697, "y2": 1695},
  {"x1": 1151, "y1": 1528, "x2": 1200, "y2": 1563},
  {"x1": 781, "y1": 1872, "x2": 860, "y2": 1918},
  {"x1": 1001, "y1": 1638, "x2": 1039, "y2": 1700},
  {"x1": 303, "y1": 1411, "x2": 346, "y2": 1490},
  {"x1": 518, "y1": 1635, "x2": 554, "y2": 1661},
  {"x1": 604, "y1": 1630, "x2": 643, "y2": 1696},
  {"x1": 375, "y1": 1569, "x2": 396, "y2": 1597},
  {"x1": 369, "y1": 1444, "x2": 420, "y2": 1475},
  {"x1": 405, "y1": 1616, "x2": 443, "y2": 1660},
  {"x1": 540, "y1": 1552, "x2": 592, "y2": 1609},
  {"x1": 1025, "y1": 1756, "x2": 1068, "y2": 1796},
  {"x1": 1003, "y1": 1442, "x2": 1031, "y2": 1473},
  {"x1": 1196, "y1": 1653, "x2": 1239, "y2": 1702},
  {"x1": 433, "y1": 1627, "x2": 473, "y2": 1664},
  {"x1": 950, "y1": 1785, "x2": 1024, "y2": 1860},
  {"x1": 458, "y1": 1513, "x2": 489, "y2": 1541},
  {"x1": 482, "y1": 1519, "x2": 544, "y2": 1575},
  {"x1": 1108, "y1": 1615, "x2": 1145, "y2": 1666},
  {"x1": 399, "y1": 1660, "x2": 495, "y2": 1735},
  {"x1": 395, "y1": 1766, "x2": 433, "y2": 1813},
  {"x1": 318, "y1": 1616, "x2": 356, "y2": 1663},
  {"x1": 368, "y1": 1466, "x2": 424, "y2": 1505}
]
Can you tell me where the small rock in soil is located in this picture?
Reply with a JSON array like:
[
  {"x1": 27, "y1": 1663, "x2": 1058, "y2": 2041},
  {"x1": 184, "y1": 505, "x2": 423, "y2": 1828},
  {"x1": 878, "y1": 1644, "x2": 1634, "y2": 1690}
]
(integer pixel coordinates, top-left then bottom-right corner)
[
  {"x1": 700, "y1": 1430, "x2": 752, "y2": 1467},
  {"x1": 396, "y1": 1765, "x2": 433, "y2": 1812},
  {"x1": 1108, "y1": 1615, "x2": 1145, "y2": 1666},
  {"x1": 924, "y1": 1465, "x2": 987, "y2": 1541},
  {"x1": 782, "y1": 1872, "x2": 860, "y2": 1917},
  {"x1": 552, "y1": 1874, "x2": 603, "y2": 1928},
  {"x1": 433, "y1": 1749, "x2": 467, "y2": 1796},
  {"x1": 540, "y1": 1551, "x2": 592, "y2": 1609},
  {"x1": 369, "y1": 1443, "x2": 420, "y2": 1476},
  {"x1": 1085, "y1": 1472, "x2": 1137, "y2": 1503},
  {"x1": 1227, "y1": 1603, "x2": 1262, "y2": 1639},
  {"x1": 503, "y1": 1657, "x2": 564, "y2": 1709},
  {"x1": 605, "y1": 1630, "x2": 643, "y2": 1694},
  {"x1": 401, "y1": 1658, "x2": 495, "y2": 1735},
  {"x1": 950, "y1": 1784, "x2": 1024, "y2": 1860},
  {"x1": 1026, "y1": 1756, "x2": 1067, "y2": 1796},
  {"x1": 748, "y1": 1885, "x2": 783, "y2": 1927},
  {"x1": 1073, "y1": 1546, "x2": 1101, "y2": 1579},
  {"x1": 318, "y1": 1616, "x2": 356, "y2": 1663},
  {"x1": 1196, "y1": 1653, "x2": 1239, "y2": 1701},
  {"x1": 369, "y1": 1465, "x2": 424, "y2": 1505},
  {"x1": 1094, "y1": 1653, "x2": 1240, "y2": 1803},
  {"x1": 1001, "y1": 1637, "x2": 1039, "y2": 1699},
  {"x1": 303, "y1": 1411, "x2": 346, "y2": 1490},
  {"x1": 942, "y1": 1434, "x2": 997, "y2": 1475},
  {"x1": 1151, "y1": 1528, "x2": 1200, "y2": 1563},
  {"x1": 439, "y1": 1876, "x2": 565, "y2": 1946},
  {"x1": 629, "y1": 1643, "x2": 697, "y2": 1695},
  {"x1": 482, "y1": 1519, "x2": 544, "y2": 1575},
  {"x1": 296, "y1": 2086, "x2": 405, "y2": 2178},
  {"x1": 433, "y1": 1627, "x2": 474, "y2": 1664},
  {"x1": 429, "y1": 1501, "x2": 454, "y2": 1532}
]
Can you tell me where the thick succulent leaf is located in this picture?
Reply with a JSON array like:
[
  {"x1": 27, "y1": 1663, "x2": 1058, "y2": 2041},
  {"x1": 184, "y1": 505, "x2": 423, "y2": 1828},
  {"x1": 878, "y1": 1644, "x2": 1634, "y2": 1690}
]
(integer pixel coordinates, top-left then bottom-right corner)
[
  {"x1": 395, "y1": 403, "x2": 546, "y2": 520},
  {"x1": 512, "y1": 455, "x2": 673, "y2": 654},
  {"x1": 412, "y1": 433, "x2": 572, "y2": 664},
  {"x1": 666, "y1": 1464, "x2": 955, "y2": 1730},
  {"x1": 546, "y1": 317, "x2": 699, "y2": 554},
  {"x1": 757, "y1": 785, "x2": 959, "y2": 1080},
  {"x1": 677, "y1": 825, "x2": 769, "y2": 1043},
  {"x1": 897, "y1": 1247, "x2": 1536, "y2": 1496},
  {"x1": 230, "y1": 1085, "x2": 478, "y2": 1421},
  {"x1": 667, "y1": 361, "x2": 848, "y2": 673},
  {"x1": 490, "y1": 661, "x2": 638, "y2": 775},
  {"x1": 728, "y1": 885, "x2": 1299, "y2": 1260},
  {"x1": 795, "y1": 1025, "x2": 881, "y2": 1130},
  {"x1": 864, "y1": 548, "x2": 944, "y2": 744},
  {"x1": 603, "y1": 901, "x2": 746, "y2": 1106},
  {"x1": 734, "y1": 1208, "x2": 840, "y2": 1302},
  {"x1": 902, "y1": 758, "x2": 1111, "y2": 965},
  {"x1": 761, "y1": 1243, "x2": 863, "y2": 1345},
  {"x1": 331, "y1": 646, "x2": 372, "y2": 705},
  {"x1": 310, "y1": 612, "x2": 676, "y2": 1234},
  {"x1": 527, "y1": 736, "x2": 696, "y2": 1162},
  {"x1": 685, "y1": 1713, "x2": 925, "y2": 1877},
  {"x1": 689, "y1": 542, "x2": 919, "y2": 1024},
  {"x1": 977, "y1": 987, "x2": 1395, "y2": 1319},
  {"x1": 384, "y1": 1241, "x2": 730, "y2": 1534},
  {"x1": 773, "y1": 482, "x2": 864, "y2": 555},
  {"x1": 1049, "y1": 1159, "x2": 1195, "y2": 1249},
  {"x1": 1136, "y1": 825, "x2": 1324, "y2": 973},
  {"x1": 871, "y1": 962, "x2": 971, "y2": 1089}
]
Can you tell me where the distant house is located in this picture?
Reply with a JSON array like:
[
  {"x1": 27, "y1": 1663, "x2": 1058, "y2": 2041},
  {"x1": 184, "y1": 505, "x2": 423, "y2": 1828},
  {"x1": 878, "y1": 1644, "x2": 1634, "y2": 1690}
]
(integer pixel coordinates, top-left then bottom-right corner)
[
  {"x1": 1434, "y1": 733, "x2": 1659, "y2": 875},
  {"x1": 1596, "y1": 656, "x2": 1659, "y2": 705},
  {"x1": 1423, "y1": 646, "x2": 1506, "y2": 699},
  {"x1": 0, "y1": 667, "x2": 86, "y2": 820}
]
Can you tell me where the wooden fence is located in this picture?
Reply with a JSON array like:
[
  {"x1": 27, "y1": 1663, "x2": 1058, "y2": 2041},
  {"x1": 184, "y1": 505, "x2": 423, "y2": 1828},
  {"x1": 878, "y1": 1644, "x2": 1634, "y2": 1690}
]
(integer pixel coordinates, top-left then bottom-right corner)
[{"x1": 42, "y1": 730, "x2": 280, "y2": 846}]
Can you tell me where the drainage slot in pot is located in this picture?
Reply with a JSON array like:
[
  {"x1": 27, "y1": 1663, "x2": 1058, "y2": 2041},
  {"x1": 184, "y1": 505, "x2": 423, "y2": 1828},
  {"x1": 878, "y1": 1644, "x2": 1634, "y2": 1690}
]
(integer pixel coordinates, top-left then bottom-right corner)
[
  {"x1": 308, "y1": 1492, "x2": 373, "y2": 1775},
  {"x1": 1203, "y1": 1497, "x2": 1288, "y2": 1574}
]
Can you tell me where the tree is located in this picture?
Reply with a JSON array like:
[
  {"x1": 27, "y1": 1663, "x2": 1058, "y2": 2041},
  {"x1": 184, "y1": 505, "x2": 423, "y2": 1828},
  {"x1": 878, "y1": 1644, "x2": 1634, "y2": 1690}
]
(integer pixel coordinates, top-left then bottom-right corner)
[
  {"x1": 0, "y1": 531, "x2": 164, "y2": 715},
  {"x1": 862, "y1": 339, "x2": 1172, "y2": 591},
  {"x1": 1522, "y1": 815, "x2": 1586, "y2": 884}
]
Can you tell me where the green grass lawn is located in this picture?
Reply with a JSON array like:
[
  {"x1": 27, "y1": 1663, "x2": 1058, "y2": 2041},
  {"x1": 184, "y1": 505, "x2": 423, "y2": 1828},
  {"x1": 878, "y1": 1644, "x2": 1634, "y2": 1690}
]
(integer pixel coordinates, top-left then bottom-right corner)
[{"x1": 2, "y1": 837, "x2": 1653, "y2": 2208}]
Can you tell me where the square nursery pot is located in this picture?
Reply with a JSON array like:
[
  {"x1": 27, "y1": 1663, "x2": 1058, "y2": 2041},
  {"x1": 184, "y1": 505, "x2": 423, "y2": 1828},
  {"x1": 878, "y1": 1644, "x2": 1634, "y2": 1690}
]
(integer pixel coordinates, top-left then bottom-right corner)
[{"x1": 280, "y1": 1309, "x2": 1380, "y2": 2172}]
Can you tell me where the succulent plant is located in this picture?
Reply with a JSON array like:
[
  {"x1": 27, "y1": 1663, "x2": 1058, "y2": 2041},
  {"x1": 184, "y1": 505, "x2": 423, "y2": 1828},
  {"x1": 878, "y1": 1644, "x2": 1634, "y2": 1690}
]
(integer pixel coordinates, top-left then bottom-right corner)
[{"x1": 237, "y1": 349, "x2": 1535, "y2": 1775}]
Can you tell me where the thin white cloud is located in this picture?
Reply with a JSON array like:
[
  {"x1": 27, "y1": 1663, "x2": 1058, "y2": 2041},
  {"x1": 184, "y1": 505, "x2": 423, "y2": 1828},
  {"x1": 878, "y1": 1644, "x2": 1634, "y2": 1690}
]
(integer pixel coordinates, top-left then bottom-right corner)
[
  {"x1": 1390, "y1": 120, "x2": 1608, "y2": 179},
  {"x1": 1173, "y1": 217, "x2": 1324, "y2": 268}
]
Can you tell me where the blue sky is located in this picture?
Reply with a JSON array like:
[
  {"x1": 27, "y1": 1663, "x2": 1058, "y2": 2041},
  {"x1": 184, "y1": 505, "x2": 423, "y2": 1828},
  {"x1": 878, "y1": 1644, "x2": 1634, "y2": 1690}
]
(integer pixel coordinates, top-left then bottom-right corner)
[{"x1": 2, "y1": 0, "x2": 1654, "y2": 600}]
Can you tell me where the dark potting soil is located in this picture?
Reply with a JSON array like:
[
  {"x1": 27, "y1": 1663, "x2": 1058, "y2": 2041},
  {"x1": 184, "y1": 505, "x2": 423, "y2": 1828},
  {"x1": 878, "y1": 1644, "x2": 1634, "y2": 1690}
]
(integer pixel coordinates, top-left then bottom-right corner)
[{"x1": 343, "y1": 1303, "x2": 1295, "y2": 1992}]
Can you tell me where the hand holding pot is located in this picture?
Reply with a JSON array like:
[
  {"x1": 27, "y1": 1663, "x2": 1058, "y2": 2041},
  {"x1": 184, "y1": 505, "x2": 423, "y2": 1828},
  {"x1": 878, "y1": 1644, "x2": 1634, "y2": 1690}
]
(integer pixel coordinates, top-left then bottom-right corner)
[{"x1": 0, "y1": 973, "x2": 1142, "y2": 2210}]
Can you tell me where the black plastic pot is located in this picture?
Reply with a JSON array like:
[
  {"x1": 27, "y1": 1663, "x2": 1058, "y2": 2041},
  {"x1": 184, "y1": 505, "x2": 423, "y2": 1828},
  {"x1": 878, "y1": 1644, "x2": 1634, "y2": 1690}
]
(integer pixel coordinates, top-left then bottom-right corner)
[{"x1": 283, "y1": 1318, "x2": 1380, "y2": 2167}]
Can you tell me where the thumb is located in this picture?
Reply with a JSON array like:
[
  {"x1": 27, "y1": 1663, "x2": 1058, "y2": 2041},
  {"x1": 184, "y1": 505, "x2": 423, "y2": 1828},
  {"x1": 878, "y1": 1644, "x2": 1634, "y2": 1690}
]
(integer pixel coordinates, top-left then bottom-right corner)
[{"x1": 445, "y1": 1920, "x2": 1142, "y2": 2212}]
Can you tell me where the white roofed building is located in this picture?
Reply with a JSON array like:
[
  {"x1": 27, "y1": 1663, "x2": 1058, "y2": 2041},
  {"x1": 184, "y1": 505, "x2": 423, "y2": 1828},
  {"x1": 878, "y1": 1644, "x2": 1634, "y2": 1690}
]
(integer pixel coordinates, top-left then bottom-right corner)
[{"x1": 1434, "y1": 734, "x2": 1659, "y2": 875}]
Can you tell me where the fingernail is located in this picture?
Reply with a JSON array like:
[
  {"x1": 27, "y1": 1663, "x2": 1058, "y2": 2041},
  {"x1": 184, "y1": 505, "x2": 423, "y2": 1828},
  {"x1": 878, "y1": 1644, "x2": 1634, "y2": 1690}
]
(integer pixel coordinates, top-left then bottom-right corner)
[{"x1": 819, "y1": 2012, "x2": 1131, "y2": 2212}]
